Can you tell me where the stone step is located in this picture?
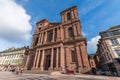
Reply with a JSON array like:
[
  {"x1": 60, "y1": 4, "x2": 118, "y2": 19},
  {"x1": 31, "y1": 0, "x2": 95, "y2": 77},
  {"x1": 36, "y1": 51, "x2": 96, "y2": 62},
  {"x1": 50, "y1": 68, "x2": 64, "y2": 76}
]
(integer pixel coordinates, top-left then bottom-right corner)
[
  {"x1": 23, "y1": 70, "x2": 62, "y2": 75},
  {"x1": 23, "y1": 70, "x2": 51, "y2": 75}
]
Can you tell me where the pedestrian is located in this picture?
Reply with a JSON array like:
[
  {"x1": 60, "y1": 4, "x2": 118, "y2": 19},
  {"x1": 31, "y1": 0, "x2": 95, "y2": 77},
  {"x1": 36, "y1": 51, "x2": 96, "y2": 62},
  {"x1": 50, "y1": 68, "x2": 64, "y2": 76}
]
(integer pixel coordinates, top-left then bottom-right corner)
[
  {"x1": 20, "y1": 68, "x2": 23, "y2": 73},
  {"x1": 16, "y1": 66, "x2": 19, "y2": 75}
]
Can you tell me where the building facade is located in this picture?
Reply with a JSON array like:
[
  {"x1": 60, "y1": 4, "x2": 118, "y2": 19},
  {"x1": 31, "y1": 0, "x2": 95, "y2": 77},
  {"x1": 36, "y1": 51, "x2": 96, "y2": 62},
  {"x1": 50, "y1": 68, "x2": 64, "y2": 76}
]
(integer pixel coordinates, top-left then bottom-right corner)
[
  {"x1": 96, "y1": 25, "x2": 120, "y2": 76},
  {"x1": 0, "y1": 47, "x2": 28, "y2": 71},
  {"x1": 93, "y1": 54, "x2": 101, "y2": 70},
  {"x1": 88, "y1": 54, "x2": 97, "y2": 74},
  {"x1": 88, "y1": 54, "x2": 96, "y2": 69},
  {"x1": 25, "y1": 6, "x2": 90, "y2": 73}
]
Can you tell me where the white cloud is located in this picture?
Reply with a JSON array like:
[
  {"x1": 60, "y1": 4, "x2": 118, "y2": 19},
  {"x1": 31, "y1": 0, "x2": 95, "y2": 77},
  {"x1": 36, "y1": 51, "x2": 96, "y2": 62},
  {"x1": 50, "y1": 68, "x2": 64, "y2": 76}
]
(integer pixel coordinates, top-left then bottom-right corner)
[
  {"x1": 0, "y1": 0, "x2": 32, "y2": 51},
  {"x1": 82, "y1": 32, "x2": 87, "y2": 37},
  {"x1": 0, "y1": 38, "x2": 21, "y2": 51},
  {"x1": 87, "y1": 36, "x2": 101, "y2": 53}
]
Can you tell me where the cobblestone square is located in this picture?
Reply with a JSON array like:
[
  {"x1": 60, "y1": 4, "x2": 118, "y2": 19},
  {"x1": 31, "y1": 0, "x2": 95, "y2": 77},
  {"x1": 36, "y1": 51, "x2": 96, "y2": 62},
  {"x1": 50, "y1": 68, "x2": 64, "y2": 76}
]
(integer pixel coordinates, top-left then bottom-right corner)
[{"x1": 0, "y1": 71, "x2": 120, "y2": 80}]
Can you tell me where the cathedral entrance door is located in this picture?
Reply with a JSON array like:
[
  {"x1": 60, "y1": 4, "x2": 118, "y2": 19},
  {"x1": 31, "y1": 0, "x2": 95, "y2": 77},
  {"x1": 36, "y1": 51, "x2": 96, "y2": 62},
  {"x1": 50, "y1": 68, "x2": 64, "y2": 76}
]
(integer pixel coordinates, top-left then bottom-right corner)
[{"x1": 44, "y1": 55, "x2": 51, "y2": 70}]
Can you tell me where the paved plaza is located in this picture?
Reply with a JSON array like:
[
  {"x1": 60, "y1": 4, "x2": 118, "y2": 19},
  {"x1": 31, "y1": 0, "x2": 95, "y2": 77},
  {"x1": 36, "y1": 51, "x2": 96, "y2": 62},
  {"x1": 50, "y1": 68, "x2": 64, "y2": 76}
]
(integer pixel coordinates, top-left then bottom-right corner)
[{"x1": 0, "y1": 71, "x2": 120, "y2": 80}]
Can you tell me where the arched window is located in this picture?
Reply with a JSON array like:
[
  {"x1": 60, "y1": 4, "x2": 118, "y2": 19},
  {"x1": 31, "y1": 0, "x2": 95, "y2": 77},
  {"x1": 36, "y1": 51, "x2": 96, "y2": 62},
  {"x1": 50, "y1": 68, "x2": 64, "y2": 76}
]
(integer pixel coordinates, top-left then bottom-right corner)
[
  {"x1": 67, "y1": 12, "x2": 71, "y2": 20},
  {"x1": 47, "y1": 31, "x2": 53, "y2": 42},
  {"x1": 39, "y1": 24, "x2": 42, "y2": 27},
  {"x1": 68, "y1": 27, "x2": 74, "y2": 38},
  {"x1": 34, "y1": 37, "x2": 39, "y2": 46},
  {"x1": 38, "y1": 24, "x2": 42, "y2": 31}
]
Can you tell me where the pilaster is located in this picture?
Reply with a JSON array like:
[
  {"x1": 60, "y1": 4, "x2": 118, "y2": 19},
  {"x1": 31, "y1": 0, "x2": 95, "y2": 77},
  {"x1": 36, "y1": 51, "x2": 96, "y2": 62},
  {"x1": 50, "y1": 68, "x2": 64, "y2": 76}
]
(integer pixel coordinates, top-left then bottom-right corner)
[
  {"x1": 73, "y1": 25, "x2": 77, "y2": 37},
  {"x1": 60, "y1": 43, "x2": 65, "y2": 69},
  {"x1": 57, "y1": 28, "x2": 60, "y2": 41},
  {"x1": 32, "y1": 52, "x2": 38, "y2": 70},
  {"x1": 56, "y1": 47, "x2": 59, "y2": 69},
  {"x1": 50, "y1": 48, "x2": 54, "y2": 70},
  {"x1": 80, "y1": 42, "x2": 90, "y2": 68},
  {"x1": 60, "y1": 27, "x2": 64, "y2": 40},
  {"x1": 36, "y1": 51, "x2": 40, "y2": 69},
  {"x1": 76, "y1": 23, "x2": 82, "y2": 36},
  {"x1": 65, "y1": 27, "x2": 69, "y2": 41},
  {"x1": 41, "y1": 33, "x2": 44, "y2": 44},
  {"x1": 52, "y1": 29, "x2": 55, "y2": 42},
  {"x1": 71, "y1": 10, "x2": 74, "y2": 19},
  {"x1": 40, "y1": 50, "x2": 45, "y2": 71},
  {"x1": 24, "y1": 55, "x2": 30, "y2": 70},
  {"x1": 44, "y1": 31, "x2": 47, "y2": 44},
  {"x1": 76, "y1": 45, "x2": 83, "y2": 72}
]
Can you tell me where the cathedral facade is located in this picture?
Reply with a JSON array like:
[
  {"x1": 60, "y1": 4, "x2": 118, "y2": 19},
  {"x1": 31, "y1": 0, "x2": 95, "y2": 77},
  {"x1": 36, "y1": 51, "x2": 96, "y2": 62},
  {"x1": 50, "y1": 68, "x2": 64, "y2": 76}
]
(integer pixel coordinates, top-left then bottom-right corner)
[{"x1": 25, "y1": 6, "x2": 90, "y2": 73}]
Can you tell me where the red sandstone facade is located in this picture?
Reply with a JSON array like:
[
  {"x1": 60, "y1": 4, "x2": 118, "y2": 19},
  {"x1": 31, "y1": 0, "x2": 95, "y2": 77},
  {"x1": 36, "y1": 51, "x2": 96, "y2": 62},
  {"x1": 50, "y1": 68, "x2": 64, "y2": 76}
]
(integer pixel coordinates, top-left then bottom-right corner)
[{"x1": 25, "y1": 6, "x2": 90, "y2": 73}]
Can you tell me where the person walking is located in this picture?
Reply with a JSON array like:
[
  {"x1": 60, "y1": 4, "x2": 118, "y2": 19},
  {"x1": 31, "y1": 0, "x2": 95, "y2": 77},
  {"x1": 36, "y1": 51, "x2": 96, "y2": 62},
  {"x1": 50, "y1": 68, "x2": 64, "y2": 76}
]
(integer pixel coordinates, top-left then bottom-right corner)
[
  {"x1": 20, "y1": 67, "x2": 23, "y2": 73},
  {"x1": 16, "y1": 66, "x2": 19, "y2": 75}
]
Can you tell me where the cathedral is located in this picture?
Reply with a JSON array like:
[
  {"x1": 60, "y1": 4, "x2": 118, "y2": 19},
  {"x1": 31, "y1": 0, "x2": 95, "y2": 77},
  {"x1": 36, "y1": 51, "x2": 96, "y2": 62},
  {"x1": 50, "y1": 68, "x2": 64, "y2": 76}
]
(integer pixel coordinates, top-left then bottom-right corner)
[{"x1": 25, "y1": 6, "x2": 90, "y2": 73}]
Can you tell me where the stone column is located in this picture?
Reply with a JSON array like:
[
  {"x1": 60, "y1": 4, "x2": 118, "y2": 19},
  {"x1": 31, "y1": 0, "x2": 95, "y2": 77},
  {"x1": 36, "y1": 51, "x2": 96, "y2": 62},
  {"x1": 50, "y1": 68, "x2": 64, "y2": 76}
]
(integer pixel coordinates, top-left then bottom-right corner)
[
  {"x1": 64, "y1": 13, "x2": 67, "y2": 22},
  {"x1": 62, "y1": 14, "x2": 64, "y2": 23},
  {"x1": 76, "y1": 23, "x2": 82, "y2": 36},
  {"x1": 38, "y1": 33, "x2": 41, "y2": 45},
  {"x1": 24, "y1": 54, "x2": 30, "y2": 70},
  {"x1": 60, "y1": 44, "x2": 65, "y2": 70},
  {"x1": 40, "y1": 33, "x2": 42, "y2": 43},
  {"x1": 80, "y1": 43, "x2": 90, "y2": 68},
  {"x1": 57, "y1": 28, "x2": 60, "y2": 41},
  {"x1": 44, "y1": 31, "x2": 47, "y2": 44},
  {"x1": 73, "y1": 25, "x2": 77, "y2": 37},
  {"x1": 60, "y1": 27, "x2": 64, "y2": 40},
  {"x1": 56, "y1": 47, "x2": 59, "y2": 69},
  {"x1": 41, "y1": 33, "x2": 43, "y2": 44},
  {"x1": 74, "y1": 9, "x2": 78, "y2": 19},
  {"x1": 52, "y1": 29, "x2": 55, "y2": 42},
  {"x1": 40, "y1": 33, "x2": 42, "y2": 45},
  {"x1": 71, "y1": 10, "x2": 74, "y2": 20},
  {"x1": 36, "y1": 51, "x2": 40, "y2": 69},
  {"x1": 65, "y1": 47, "x2": 71, "y2": 70},
  {"x1": 32, "y1": 52, "x2": 38, "y2": 69},
  {"x1": 40, "y1": 50, "x2": 45, "y2": 71},
  {"x1": 76, "y1": 45, "x2": 83, "y2": 72},
  {"x1": 65, "y1": 27, "x2": 69, "y2": 41},
  {"x1": 50, "y1": 48, "x2": 54, "y2": 69}
]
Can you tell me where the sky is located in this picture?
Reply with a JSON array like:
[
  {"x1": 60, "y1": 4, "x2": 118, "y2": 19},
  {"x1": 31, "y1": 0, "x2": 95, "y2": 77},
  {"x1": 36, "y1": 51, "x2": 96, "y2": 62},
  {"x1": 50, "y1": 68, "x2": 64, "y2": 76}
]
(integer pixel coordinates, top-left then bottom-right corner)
[{"x1": 0, "y1": 0, "x2": 120, "y2": 53}]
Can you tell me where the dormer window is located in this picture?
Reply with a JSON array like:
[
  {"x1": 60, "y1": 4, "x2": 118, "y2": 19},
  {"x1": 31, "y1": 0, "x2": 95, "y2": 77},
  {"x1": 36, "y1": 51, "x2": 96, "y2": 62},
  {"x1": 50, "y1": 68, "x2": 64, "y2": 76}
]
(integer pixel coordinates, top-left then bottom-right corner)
[{"x1": 67, "y1": 12, "x2": 71, "y2": 21}]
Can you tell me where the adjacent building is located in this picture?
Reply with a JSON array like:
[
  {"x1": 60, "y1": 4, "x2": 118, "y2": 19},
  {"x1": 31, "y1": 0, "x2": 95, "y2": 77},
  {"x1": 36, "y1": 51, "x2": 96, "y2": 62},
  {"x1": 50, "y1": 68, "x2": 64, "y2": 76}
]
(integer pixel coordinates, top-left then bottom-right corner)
[
  {"x1": 0, "y1": 47, "x2": 28, "y2": 70},
  {"x1": 93, "y1": 54, "x2": 101, "y2": 70},
  {"x1": 96, "y1": 25, "x2": 120, "y2": 76},
  {"x1": 25, "y1": 6, "x2": 90, "y2": 73},
  {"x1": 88, "y1": 54, "x2": 96, "y2": 69}
]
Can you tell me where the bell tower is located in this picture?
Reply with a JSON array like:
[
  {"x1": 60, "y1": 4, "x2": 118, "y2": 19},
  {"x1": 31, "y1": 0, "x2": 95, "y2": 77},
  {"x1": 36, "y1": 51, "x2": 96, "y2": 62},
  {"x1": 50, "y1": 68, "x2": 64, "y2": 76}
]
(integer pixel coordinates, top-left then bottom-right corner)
[
  {"x1": 61, "y1": 6, "x2": 82, "y2": 40},
  {"x1": 61, "y1": 6, "x2": 79, "y2": 24},
  {"x1": 60, "y1": 6, "x2": 90, "y2": 73}
]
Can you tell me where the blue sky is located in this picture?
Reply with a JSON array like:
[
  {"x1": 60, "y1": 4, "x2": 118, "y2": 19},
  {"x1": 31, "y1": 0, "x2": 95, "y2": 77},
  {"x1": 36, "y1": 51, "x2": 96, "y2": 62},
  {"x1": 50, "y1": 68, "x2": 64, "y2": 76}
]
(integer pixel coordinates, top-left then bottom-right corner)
[{"x1": 0, "y1": 0, "x2": 120, "y2": 53}]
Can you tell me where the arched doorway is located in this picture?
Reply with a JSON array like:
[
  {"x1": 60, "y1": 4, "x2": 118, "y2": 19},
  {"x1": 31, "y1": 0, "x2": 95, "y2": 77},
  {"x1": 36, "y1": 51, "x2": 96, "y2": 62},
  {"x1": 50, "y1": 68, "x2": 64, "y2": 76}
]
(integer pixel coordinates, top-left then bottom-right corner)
[{"x1": 44, "y1": 55, "x2": 51, "y2": 70}]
